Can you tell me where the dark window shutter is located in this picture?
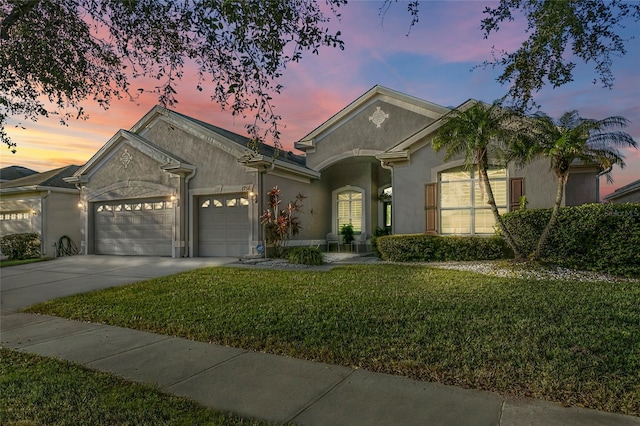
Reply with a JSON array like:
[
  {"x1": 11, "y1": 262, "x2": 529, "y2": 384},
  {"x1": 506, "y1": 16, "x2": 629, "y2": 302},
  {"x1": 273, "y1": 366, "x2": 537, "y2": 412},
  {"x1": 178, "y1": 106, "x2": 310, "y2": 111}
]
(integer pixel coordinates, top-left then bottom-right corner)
[
  {"x1": 425, "y1": 183, "x2": 438, "y2": 234},
  {"x1": 510, "y1": 178, "x2": 524, "y2": 211}
]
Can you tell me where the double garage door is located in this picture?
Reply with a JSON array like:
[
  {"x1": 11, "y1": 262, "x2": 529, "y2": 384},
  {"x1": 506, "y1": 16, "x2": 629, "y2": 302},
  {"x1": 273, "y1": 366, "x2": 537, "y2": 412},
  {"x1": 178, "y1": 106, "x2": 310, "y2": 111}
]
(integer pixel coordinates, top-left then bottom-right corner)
[
  {"x1": 94, "y1": 198, "x2": 173, "y2": 256},
  {"x1": 198, "y1": 194, "x2": 249, "y2": 257}
]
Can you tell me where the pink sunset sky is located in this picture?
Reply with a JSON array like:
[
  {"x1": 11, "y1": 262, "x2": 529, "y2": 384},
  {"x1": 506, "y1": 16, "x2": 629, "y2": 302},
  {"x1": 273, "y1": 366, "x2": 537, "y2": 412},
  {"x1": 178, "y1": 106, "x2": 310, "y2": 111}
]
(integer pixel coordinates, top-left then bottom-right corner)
[{"x1": 2, "y1": 1, "x2": 638, "y2": 198}]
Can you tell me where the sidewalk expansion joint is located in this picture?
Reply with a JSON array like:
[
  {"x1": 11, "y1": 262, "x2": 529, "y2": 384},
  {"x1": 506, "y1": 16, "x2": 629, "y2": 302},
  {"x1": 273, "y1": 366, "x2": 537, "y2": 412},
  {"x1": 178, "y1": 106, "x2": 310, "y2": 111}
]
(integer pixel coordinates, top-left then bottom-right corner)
[
  {"x1": 165, "y1": 349, "x2": 250, "y2": 388},
  {"x1": 288, "y1": 368, "x2": 357, "y2": 423}
]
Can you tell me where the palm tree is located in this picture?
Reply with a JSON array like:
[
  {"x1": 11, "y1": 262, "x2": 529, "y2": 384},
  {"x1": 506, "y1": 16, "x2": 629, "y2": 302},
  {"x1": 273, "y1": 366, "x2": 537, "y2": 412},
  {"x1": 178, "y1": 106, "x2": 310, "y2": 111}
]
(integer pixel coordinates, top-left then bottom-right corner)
[
  {"x1": 527, "y1": 110, "x2": 637, "y2": 260},
  {"x1": 432, "y1": 101, "x2": 525, "y2": 260}
]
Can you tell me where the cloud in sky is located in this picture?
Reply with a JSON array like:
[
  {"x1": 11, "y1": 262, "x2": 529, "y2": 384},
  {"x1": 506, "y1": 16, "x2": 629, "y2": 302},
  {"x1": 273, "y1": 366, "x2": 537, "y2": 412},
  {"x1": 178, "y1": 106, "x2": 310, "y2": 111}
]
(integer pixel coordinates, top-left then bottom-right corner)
[{"x1": 2, "y1": 0, "x2": 638, "y2": 195}]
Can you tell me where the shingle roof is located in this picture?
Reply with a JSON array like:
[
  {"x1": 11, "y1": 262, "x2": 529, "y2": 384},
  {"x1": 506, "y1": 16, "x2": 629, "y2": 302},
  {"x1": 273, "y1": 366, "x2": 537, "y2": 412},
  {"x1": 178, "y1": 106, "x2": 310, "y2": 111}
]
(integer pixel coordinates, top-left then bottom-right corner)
[
  {"x1": 0, "y1": 165, "x2": 38, "y2": 181},
  {"x1": 171, "y1": 110, "x2": 306, "y2": 168},
  {"x1": 0, "y1": 165, "x2": 81, "y2": 190}
]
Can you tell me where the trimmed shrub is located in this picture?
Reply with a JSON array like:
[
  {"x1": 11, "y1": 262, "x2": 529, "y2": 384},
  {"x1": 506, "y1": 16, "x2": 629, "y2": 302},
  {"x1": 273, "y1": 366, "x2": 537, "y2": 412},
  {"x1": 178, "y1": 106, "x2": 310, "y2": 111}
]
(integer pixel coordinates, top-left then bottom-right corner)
[
  {"x1": 376, "y1": 234, "x2": 511, "y2": 262},
  {"x1": 499, "y1": 208, "x2": 551, "y2": 256},
  {"x1": 0, "y1": 233, "x2": 41, "y2": 261},
  {"x1": 503, "y1": 203, "x2": 640, "y2": 277},
  {"x1": 287, "y1": 246, "x2": 324, "y2": 265}
]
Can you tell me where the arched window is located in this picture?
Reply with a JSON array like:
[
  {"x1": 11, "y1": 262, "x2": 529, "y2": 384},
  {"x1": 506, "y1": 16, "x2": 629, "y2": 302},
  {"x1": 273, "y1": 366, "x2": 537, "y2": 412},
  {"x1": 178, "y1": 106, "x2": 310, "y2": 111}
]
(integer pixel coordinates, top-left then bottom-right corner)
[
  {"x1": 439, "y1": 166, "x2": 507, "y2": 234},
  {"x1": 335, "y1": 188, "x2": 363, "y2": 233}
]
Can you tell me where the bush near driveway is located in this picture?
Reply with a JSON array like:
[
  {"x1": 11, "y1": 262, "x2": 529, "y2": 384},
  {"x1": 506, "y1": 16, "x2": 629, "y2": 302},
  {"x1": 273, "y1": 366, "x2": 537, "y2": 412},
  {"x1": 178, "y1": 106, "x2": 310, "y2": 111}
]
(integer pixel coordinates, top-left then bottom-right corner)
[
  {"x1": 0, "y1": 232, "x2": 40, "y2": 260},
  {"x1": 26, "y1": 265, "x2": 640, "y2": 416},
  {"x1": 503, "y1": 203, "x2": 640, "y2": 277}
]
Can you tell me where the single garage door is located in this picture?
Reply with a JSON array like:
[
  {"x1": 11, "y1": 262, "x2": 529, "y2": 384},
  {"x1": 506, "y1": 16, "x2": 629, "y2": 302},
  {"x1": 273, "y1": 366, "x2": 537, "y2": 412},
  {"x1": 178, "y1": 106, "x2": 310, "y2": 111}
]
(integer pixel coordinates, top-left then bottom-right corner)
[
  {"x1": 94, "y1": 199, "x2": 173, "y2": 256},
  {"x1": 199, "y1": 194, "x2": 250, "y2": 257}
]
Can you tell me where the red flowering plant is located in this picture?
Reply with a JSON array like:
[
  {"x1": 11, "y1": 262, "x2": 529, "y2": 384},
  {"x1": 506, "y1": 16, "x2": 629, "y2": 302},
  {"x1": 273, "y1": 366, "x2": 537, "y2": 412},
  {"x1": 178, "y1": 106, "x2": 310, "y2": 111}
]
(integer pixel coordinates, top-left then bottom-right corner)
[{"x1": 260, "y1": 186, "x2": 306, "y2": 257}]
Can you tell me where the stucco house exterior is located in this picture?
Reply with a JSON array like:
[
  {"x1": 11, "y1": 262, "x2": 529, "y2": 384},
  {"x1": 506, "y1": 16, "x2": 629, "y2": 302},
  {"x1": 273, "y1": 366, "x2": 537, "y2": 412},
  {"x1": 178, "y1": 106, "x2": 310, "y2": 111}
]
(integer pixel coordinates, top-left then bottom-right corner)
[
  {"x1": 0, "y1": 165, "x2": 82, "y2": 257},
  {"x1": 66, "y1": 85, "x2": 601, "y2": 257},
  {"x1": 604, "y1": 179, "x2": 640, "y2": 204}
]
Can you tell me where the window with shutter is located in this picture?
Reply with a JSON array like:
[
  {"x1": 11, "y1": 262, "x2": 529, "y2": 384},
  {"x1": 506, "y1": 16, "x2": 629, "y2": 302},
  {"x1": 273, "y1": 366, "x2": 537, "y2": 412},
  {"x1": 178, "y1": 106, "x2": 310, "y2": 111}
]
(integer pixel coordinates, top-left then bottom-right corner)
[
  {"x1": 437, "y1": 166, "x2": 508, "y2": 234},
  {"x1": 425, "y1": 183, "x2": 437, "y2": 234},
  {"x1": 510, "y1": 178, "x2": 525, "y2": 211},
  {"x1": 336, "y1": 189, "x2": 363, "y2": 233}
]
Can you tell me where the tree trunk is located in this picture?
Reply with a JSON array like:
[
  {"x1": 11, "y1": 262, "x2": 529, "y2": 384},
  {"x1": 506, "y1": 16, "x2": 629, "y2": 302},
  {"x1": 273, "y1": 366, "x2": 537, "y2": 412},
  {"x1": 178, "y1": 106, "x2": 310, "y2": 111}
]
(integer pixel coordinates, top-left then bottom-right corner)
[
  {"x1": 533, "y1": 174, "x2": 566, "y2": 260},
  {"x1": 479, "y1": 165, "x2": 523, "y2": 260}
]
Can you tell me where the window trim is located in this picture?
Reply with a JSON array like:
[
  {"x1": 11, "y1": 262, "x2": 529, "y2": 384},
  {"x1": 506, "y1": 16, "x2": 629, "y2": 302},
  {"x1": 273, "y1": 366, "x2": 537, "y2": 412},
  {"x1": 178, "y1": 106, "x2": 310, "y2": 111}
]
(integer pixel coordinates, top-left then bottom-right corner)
[
  {"x1": 332, "y1": 186, "x2": 365, "y2": 235},
  {"x1": 437, "y1": 166, "x2": 508, "y2": 235}
]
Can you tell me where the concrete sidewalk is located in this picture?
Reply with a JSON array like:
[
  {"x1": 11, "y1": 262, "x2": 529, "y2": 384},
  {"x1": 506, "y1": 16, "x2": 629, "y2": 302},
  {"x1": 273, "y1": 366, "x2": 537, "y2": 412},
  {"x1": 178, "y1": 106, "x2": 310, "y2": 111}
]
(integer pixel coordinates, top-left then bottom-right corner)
[{"x1": 2, "y1": 256, "x2": 639, "y2": 425}]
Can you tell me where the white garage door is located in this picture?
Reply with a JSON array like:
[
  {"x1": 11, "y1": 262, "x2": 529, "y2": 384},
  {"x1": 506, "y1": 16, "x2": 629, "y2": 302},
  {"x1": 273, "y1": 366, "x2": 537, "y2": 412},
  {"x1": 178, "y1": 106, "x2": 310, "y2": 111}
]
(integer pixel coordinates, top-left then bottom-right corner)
[
  {"x1": 0, "y1": 211, "x2": 33, "y2": 236},
  {"x1": 94, "y1": 199, "x2": 173, "y2": 256},
  {"x1": 199, "y1": 194, "x2": 250, "y2": 257}
]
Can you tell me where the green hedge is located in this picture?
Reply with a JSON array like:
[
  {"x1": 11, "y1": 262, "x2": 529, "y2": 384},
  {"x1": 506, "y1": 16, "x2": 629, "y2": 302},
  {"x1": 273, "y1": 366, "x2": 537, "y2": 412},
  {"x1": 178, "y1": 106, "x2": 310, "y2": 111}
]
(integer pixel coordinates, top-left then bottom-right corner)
[
  {"x1": 0, "y1": 233, "x2": 41, "y2": 261},
  {"x1": 503, "y1": 203, "x2": 640, "y2": 277},
  {"x1": 376, "y1": 234, "x2": 512, "y2": 262}
]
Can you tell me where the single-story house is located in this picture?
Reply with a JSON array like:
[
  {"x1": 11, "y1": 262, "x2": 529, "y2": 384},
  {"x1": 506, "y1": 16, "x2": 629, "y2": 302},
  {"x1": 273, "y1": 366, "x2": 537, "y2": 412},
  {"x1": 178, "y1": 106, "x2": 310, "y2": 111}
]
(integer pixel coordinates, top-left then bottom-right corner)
[
  {"x1": 603, "y1": 179, "x2": 640, "y2": 204},
  {"x1": 65, "y1": 85, "x2": 601, "y2": 257},
  {"x1": 0, "y1": 165, "x2": 82, "y2": 257}
]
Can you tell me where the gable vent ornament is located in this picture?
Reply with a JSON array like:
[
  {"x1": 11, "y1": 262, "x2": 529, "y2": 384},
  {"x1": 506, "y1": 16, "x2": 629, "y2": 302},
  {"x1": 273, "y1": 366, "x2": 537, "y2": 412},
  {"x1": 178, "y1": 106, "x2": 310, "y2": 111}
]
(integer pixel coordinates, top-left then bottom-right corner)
[
  {"x1": 120, "y1": 148, "x2": 133, "y2": 168},
  {"x1": 369, "y1": 106, "x2": 389, "y2": 128}
]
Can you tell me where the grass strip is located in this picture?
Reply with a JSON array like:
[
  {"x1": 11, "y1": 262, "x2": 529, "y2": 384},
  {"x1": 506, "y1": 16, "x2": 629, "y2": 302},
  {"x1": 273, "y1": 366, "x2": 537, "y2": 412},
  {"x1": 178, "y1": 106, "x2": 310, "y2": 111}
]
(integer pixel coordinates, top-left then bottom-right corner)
[
  {"x1": 0, "y1": 257, "x2": 50, "y2": 268},
  {"x1": 26, "y1": 264, "x2": 640, "y2": 416},
  {"x1": 0, "y1": 348, "x2": 277, "y2": 425}
]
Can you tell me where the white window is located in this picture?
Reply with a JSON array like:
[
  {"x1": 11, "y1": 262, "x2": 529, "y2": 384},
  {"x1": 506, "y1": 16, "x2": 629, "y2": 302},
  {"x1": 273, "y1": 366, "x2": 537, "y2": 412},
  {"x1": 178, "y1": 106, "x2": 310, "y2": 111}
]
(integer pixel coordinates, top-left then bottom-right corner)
[
  {"x1": 336, "y1": 189, "x2": 363, "y2": 233},
  {"x1": 439, "y1": 167, "x2": 507, "y2": 235}
]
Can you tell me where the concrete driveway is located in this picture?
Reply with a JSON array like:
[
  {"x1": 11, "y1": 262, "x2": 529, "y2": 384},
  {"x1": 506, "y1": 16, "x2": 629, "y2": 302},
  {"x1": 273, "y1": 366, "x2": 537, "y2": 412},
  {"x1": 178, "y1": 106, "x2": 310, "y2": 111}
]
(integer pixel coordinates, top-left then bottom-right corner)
[{"x1": 0, "y1": 255, "x2": 237, "y2": 314}]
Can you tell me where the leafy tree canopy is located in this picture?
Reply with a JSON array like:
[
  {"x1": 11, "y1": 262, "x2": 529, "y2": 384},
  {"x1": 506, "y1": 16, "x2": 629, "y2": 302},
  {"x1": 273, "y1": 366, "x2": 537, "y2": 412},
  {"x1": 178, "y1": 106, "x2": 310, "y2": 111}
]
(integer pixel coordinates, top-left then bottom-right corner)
[
  {"x1": 388, "y1": 0, "x2": 640, "y2": 111},
  {"x1": 0, "y1": 0, "x2": 346, "y2": 152},
  {"x1": 480, "y1": 0, "x2": 640, "y2": 110}
]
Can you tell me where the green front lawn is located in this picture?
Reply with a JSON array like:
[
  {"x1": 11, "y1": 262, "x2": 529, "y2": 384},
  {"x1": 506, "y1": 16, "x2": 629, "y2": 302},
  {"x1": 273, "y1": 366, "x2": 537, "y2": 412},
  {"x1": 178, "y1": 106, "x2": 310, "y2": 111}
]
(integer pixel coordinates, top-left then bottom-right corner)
[
  {"x1": 0, "y1": 348, "x2": 275, "y2": 425},
  {"x1": 26, "y1": 265, "x2": 640, "y2": 416}
]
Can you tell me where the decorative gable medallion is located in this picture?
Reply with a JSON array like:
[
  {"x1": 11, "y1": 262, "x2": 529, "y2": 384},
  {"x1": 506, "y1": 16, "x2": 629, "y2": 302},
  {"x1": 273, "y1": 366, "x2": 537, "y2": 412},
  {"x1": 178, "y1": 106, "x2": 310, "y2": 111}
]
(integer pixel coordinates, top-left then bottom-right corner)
[
  {"x1": 369, "y1": 106, "x2": 389, "y2": 128},
  {"x1": 120, "y1": 148, "x2": 133, "y2": 168}
]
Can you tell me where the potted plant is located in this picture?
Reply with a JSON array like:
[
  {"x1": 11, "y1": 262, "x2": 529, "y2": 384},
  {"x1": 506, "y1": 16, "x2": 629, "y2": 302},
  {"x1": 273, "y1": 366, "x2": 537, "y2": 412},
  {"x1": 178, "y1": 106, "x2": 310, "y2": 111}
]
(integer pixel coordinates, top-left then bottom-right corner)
[{"x1": 340, "y1": 223, "x2": 355, "y2": 249}]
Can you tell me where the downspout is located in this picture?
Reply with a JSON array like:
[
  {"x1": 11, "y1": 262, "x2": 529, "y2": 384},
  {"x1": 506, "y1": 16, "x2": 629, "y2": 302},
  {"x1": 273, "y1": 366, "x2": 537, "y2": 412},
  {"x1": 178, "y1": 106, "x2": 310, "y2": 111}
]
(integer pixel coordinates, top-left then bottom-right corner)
[
  {"x1": 183, "y1": 168, "x2": 196, "y2": 257},
  {"x1": 40, "y1": 190, "x2": 51, "y2": 257},
  {"x1": 380, "y1": 161, "x2": 394, "y2": 233},
  {"x1": 73, "y1": 183, "x2": 87, "y2": 255},
  {"x1": 259, "y1": 161, "x2": 276, "y2": 259}
]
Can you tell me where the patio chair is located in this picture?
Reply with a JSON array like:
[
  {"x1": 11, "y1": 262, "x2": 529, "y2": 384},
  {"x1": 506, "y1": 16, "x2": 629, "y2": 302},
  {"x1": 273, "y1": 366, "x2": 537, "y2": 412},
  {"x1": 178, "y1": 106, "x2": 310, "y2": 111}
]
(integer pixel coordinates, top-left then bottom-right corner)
[
  {"x1": 351, "y1": 232, "x2": 370, "y2": 253},
  {"x1": 326, "y1": 232, "x2": 341, "y2": 252}
]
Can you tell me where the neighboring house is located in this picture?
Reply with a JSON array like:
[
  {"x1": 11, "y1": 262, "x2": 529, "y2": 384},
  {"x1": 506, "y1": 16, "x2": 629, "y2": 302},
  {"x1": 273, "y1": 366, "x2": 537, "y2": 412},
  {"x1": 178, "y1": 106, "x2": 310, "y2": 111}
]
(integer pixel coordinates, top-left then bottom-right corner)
[
  {"x1": 0, "y1": 165, "x2": 37, "y2": 182},
  {"x1": 604, "y1": 179, "x2": 640, "y2": 204},
  {"x1": 67, "y1": 85, "x2": 601, "y2": 258},
  {"x1": 0, "y1": 165, "x2": 82, "y2": 257}
]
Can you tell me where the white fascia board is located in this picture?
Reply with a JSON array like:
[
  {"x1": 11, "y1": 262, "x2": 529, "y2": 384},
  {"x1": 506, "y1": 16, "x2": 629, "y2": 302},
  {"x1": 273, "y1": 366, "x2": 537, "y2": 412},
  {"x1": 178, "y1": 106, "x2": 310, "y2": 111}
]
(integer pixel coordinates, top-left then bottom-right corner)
[{"x1": 0, "y1": 186, "x2": 79, "y2": 195}]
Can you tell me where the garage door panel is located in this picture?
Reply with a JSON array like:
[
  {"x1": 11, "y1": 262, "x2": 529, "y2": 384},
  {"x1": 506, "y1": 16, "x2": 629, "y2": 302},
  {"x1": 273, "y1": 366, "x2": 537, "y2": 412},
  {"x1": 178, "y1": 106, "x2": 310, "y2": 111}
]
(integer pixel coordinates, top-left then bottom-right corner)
[
  {"x1": 199, "y1": 195, "x2": 249, "y2": 257},
  {"x1": 94, "y1": 199, "x2": 172, "y2": 256}
]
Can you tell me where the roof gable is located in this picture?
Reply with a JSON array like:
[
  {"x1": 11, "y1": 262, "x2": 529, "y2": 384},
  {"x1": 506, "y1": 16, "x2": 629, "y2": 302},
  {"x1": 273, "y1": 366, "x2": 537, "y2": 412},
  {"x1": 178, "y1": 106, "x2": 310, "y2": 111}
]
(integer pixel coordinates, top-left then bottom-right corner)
[
  {"x1": 130, "y1": 105, "x2": 307, "y2": 169},
  {"x1": 72, "y1": 129, "x2": 192, "y2": 180},
  {"x1": 295, "y1": 85, "x2": 450, "y2": 151}
]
